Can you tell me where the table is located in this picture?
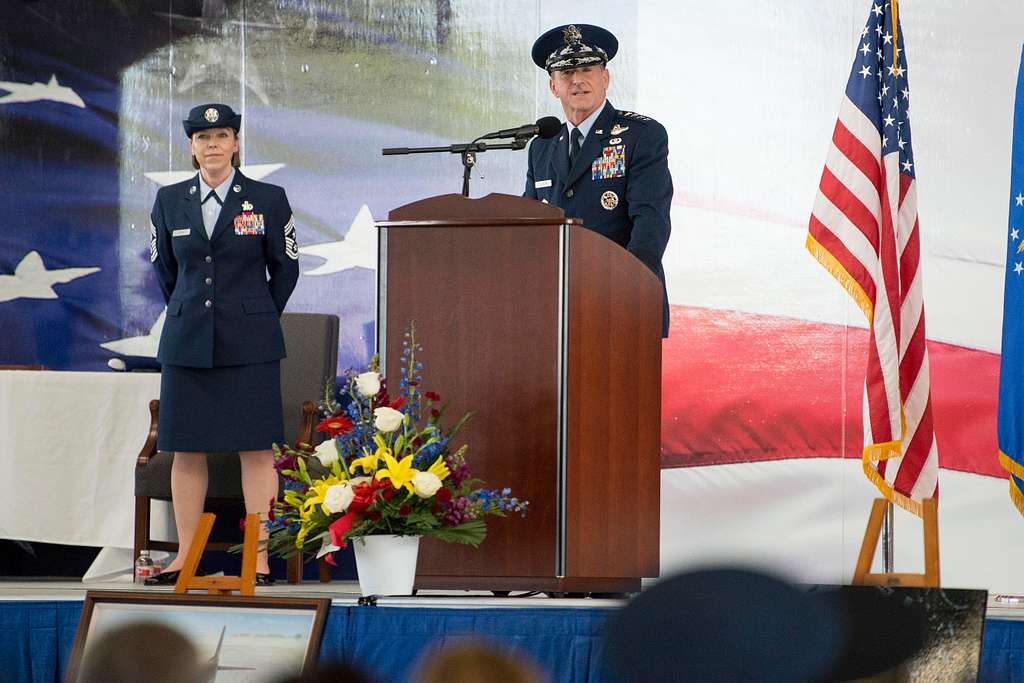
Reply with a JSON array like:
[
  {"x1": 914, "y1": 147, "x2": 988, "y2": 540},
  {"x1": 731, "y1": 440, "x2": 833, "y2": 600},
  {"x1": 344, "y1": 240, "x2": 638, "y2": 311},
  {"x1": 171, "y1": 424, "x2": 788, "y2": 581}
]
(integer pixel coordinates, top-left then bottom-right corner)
[{"x1": 0, "y1": 370, "x2": 173, "y2": 562}]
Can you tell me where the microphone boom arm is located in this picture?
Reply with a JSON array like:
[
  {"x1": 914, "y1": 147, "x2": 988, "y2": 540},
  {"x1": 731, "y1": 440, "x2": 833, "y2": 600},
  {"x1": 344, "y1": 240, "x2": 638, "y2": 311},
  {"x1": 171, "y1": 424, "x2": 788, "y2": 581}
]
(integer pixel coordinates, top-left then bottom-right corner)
[{"x1": 382, "y1": 137, "x2": 529, "y2": 197}]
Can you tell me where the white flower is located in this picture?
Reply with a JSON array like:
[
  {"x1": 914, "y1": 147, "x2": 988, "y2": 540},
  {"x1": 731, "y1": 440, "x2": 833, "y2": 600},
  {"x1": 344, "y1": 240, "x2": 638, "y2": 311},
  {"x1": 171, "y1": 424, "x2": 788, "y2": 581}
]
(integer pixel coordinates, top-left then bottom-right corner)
[
  {"x1": 323, "y1": 483, "x2": 355, "y2": 514},
  {"x1": 355, "y1": 371, "x2": 381, "y2": 397},
  {"x1": 313, "y1": 439, "x2": 340, "y2": 466},
  {"x1": 374, "y1": 406, "x2": 405, "y2": 432},
  {"x1": 412, "y1": 471, "x2": 442, "y2": 498}
]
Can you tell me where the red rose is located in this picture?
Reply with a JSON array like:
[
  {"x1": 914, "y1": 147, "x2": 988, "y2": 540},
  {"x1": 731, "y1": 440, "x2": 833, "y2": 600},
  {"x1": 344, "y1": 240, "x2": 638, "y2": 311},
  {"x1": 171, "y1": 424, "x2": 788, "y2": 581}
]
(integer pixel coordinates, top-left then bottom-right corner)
[
  {"x1": 425, "y1": 391, "x2": 440, "y2": 401},
  {"x1": 316, "y1": 414, "x2": 354, "y2": 437},
  {"x1": 390, "y1": 396, "x2": 406, "y2": 411},
  {"x1": 435, "y1": 487, "x2": 452, "y2": 505},
  {"x1": 349, "y1": 483, "x2": 377, "y2": 513},
  {"x1": 382, "y1": 488, "x2": 395, "y2": 501},
  {"x1": 399, "y1": 505, "x2": 411, "y2": 516},
  {"x1": 430, "y1": 408, "x2": 440, "y2": 418}
]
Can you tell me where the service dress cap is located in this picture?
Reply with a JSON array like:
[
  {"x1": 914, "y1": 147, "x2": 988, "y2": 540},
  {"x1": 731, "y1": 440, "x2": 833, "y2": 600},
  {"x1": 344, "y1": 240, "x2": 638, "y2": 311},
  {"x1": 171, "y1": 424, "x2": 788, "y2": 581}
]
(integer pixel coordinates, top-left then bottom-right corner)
[
  {"x1": 531, "y1": 24, "x2": 618, "y2": 72},
  {"x1": 182, "y1": 103, "x2": 241, "y2": 137}
]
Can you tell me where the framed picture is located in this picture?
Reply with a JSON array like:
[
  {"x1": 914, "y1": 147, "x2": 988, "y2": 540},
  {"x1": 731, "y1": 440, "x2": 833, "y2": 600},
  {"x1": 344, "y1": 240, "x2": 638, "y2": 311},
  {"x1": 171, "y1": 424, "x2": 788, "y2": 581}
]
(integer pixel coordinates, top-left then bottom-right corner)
[{"x1": 66, "y1": 591, "x2": 330, "y2": 682}]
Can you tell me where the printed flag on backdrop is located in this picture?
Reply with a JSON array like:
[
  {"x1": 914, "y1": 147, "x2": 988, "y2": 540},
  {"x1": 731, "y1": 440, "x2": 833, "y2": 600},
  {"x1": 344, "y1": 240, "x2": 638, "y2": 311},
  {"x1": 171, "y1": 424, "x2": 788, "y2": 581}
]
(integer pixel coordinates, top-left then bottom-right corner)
[
  {"x1": 997, "y1": 46, "x2": 1024, "y2": 514},
  {"x1": 806, "y1": 0, "x2": 939, "y2": 516}
]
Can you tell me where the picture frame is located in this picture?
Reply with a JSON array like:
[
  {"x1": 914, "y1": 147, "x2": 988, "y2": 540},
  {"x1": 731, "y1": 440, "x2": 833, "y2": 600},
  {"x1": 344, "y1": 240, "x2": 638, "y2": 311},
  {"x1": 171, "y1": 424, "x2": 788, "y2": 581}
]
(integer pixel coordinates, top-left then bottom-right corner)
[{"x1": 65, "y1": 591, "x2": 331, "y2": 682}]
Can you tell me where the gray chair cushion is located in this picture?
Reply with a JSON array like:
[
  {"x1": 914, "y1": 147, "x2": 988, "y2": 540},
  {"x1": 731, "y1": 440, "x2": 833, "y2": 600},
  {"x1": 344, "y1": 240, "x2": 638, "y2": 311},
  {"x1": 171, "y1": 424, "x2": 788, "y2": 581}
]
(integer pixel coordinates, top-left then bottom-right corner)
[{"x1": 135, "y1": 312, "x2": 340, "y2": 500}]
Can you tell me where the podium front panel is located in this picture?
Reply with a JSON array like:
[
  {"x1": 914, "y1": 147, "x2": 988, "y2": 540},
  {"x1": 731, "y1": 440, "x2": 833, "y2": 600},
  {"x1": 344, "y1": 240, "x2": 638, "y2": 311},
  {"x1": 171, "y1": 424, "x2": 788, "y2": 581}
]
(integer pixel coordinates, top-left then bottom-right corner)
[{"x1": 381, "y1": 222, "x2": 561, "y2": 578}]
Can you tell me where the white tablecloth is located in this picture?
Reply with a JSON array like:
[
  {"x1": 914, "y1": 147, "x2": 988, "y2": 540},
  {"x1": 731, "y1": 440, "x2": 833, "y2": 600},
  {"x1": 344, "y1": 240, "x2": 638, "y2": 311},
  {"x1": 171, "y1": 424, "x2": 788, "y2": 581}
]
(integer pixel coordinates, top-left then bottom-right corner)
[{"x1": 0, "y1": 370, "x2": 174, "y2": 555}]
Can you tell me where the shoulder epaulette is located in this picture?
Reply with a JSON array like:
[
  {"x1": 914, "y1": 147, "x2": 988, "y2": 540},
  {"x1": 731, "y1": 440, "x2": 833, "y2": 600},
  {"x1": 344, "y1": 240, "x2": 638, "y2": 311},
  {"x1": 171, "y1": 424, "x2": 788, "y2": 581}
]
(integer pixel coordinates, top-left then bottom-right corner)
[{"x1": 617, "y1": 110, "x2": 652, "y2": 122}]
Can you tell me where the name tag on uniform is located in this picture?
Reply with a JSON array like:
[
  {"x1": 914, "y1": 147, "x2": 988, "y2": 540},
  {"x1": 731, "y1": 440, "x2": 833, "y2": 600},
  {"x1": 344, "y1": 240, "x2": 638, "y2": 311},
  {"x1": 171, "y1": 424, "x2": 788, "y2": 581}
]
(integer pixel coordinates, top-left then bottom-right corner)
[
  {"x1": 534, "y1": 179, "x2": 552, "y2": 189},
  {"x1": 172, "y1": 228, "x2": 190, "y2": 237},
  {"x1": 234, "y1": 212, "x2": 265, "y2": 236}
]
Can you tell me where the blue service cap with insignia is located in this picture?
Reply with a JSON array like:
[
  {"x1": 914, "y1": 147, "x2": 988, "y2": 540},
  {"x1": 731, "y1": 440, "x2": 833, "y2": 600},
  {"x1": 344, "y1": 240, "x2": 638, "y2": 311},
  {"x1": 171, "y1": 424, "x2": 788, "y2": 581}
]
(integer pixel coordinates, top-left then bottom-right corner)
[
  {"x1": 532, "y1": 24, "x2": 618, "y2": 73},
  {"x1": 182, "y1": 103, "x2": 241, "y2": 137}
]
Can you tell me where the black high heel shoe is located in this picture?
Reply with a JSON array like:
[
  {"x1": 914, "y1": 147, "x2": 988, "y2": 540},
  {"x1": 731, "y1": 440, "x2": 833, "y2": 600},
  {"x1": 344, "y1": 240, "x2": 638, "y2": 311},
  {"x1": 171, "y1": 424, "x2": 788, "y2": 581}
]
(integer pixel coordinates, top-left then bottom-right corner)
[
  {"x1": 255, "y1": 572, "x2": 275, "y2": 586},
  {"x1": 144, "y1": 563, "x2": 206, "y2": 586}
]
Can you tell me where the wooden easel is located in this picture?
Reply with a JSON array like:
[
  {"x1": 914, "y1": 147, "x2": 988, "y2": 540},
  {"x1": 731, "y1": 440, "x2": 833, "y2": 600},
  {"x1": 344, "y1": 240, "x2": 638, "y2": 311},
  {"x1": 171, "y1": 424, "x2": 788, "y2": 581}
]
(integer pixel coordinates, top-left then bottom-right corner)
[
  {"x1": 173, "y1": 512, "x2": 259, "y2": 596},
  {"x1": 852, "y1": 497, "x2": 940, "y2": 587}
]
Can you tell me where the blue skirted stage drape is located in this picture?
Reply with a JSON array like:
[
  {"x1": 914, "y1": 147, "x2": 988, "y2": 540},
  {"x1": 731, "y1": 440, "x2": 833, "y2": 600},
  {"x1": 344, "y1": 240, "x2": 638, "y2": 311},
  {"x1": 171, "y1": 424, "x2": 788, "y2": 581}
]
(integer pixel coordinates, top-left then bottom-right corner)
[
  {"x1": 0, "y1": 601, "x2": 612, "y2": 683},
  {"x1": 1, "y1": 600, "x2": 1021, "y2": 682}
]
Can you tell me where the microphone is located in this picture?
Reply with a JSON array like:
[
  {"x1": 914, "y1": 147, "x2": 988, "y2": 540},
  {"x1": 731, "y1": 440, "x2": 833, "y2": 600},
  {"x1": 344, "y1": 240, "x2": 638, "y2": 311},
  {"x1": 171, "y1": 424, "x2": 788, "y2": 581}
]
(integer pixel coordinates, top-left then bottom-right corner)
[{"x1": 480, "y1": 116, "x2": 561, "y2": 140}]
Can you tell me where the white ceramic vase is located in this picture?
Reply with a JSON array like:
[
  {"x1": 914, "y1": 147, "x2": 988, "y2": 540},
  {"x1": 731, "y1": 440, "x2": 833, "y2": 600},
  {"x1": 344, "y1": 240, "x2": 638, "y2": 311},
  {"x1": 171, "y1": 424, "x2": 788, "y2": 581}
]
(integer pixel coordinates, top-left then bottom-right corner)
[{"x1": 352, "y1": 534, "x2": 421, "y2": 596}]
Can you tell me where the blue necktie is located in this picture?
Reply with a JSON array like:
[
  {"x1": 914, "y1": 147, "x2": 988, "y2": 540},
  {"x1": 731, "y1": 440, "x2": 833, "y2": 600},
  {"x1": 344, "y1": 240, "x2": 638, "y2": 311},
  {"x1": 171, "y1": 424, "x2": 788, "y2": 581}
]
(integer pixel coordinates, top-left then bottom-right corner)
[{"x1": 569, "y1": 128, "x2": 582, "y2": 168}]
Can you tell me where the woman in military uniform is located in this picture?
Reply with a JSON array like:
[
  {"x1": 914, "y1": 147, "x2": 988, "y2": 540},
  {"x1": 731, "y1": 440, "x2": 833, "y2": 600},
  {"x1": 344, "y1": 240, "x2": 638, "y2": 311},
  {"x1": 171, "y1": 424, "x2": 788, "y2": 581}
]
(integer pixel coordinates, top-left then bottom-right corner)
[{"x1": 146, "y1": 103, "x2": 299, "y2": 585}]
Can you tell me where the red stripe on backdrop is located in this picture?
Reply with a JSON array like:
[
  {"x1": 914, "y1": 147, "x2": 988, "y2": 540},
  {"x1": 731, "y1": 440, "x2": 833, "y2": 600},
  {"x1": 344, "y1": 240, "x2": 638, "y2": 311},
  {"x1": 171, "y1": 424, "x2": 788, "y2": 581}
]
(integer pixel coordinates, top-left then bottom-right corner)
[{"x1": 660, "y1": 306, "x2": 1001, "y2": 478}]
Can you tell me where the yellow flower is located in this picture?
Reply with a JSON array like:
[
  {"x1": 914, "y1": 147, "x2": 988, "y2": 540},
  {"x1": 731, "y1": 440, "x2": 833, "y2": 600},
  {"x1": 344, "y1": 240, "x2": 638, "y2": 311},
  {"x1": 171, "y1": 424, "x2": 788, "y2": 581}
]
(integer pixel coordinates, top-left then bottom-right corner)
[
  {"x1": 296, "y1": 524, "x2": 310, "y2": 549},
  {"x1": 427, "y1": 455, "x2": 450, "y2": 481},
  {"x1": 375, "y1": 451, "x2": 417, "y2": 493},
  {"x1": 351, "y1": 446, "x2": 384, "y2": 474}
]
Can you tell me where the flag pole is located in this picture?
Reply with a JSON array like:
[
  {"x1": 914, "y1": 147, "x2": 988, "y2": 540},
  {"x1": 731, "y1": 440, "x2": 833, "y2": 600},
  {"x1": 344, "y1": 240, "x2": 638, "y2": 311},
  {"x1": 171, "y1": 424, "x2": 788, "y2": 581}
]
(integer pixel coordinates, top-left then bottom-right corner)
[
  {"x1": 881, "y1": 0, "x2": 901, "y2": 577},
  {"x1": 882, "y1": 501, "x2": 894, "y2": 572}
]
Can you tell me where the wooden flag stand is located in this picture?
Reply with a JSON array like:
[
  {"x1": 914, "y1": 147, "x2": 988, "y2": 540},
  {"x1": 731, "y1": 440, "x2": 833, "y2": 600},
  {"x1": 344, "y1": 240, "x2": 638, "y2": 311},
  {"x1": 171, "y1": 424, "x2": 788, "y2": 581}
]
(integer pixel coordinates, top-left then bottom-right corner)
[
  {"x1": 173, "y1": 512, "x2": 258, "y2": 596},
  {"x1": 852, "y1": 498, "x2": 940, "y2": 587}
]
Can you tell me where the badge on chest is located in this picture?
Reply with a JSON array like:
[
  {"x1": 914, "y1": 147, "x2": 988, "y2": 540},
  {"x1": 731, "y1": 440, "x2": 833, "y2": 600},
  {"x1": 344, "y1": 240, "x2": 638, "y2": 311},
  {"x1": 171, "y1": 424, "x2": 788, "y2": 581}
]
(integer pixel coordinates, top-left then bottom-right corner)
[
  {"x1": 234, "y1": 202, "x2": 265, "y2": 236},
  {"x1": 592, "y1": 144, "x2": 626, "y2": 180}
]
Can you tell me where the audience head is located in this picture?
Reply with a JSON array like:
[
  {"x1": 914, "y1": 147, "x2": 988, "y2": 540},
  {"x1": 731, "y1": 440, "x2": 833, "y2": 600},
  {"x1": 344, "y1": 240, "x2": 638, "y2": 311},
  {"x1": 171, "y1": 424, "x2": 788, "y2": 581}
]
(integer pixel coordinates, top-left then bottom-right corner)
[
  {"x1": 276, "y1": 659, "x2": 376, "y2": 683},
  {"x1": 77, "y1": 621, "x2": 211, "y2": 683},
  {"x1": 413, "y1": 639, "x2": 547, "y2": 683},
  {"x1": 601, "y1": 566, "x2": 927, "y2": 682}
]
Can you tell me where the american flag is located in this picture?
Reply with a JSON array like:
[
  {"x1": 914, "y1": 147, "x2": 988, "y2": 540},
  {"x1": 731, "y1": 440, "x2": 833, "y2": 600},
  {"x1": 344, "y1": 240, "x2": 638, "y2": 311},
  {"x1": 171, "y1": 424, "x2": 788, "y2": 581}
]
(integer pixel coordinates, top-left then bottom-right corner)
[{"x1": 807, "y1": 0, "x2": 939, "y2": 516}]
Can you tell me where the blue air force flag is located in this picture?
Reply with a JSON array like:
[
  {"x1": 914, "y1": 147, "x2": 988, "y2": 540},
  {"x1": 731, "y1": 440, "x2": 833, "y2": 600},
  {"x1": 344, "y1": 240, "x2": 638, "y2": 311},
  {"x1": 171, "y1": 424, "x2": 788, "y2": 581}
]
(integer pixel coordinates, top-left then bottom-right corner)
[{"x1": 998, "y1": 45, "x2": 1024, "y2": 514}]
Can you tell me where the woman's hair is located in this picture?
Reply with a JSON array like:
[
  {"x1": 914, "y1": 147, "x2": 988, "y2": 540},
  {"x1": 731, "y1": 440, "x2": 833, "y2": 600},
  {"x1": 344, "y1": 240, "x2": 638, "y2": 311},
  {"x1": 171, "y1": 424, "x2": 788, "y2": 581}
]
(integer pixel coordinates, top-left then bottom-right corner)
[{"x1": 191, "y1": 130, "x2": 241, "y2": 170}]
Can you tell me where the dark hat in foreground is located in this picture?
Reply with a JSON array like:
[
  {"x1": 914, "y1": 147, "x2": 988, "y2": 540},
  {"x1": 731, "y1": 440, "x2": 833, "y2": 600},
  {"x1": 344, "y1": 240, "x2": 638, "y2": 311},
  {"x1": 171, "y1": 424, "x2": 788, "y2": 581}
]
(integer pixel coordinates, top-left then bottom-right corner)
[
  {"x1": 602, "y1": 567, "x2": 928, "y2": 682},
  {"x1": 531, "y1": 24, "x2": 618, "y2": 72},
  {"x1": 182, "y1": 103, "x2": 241, "y2": 137}
]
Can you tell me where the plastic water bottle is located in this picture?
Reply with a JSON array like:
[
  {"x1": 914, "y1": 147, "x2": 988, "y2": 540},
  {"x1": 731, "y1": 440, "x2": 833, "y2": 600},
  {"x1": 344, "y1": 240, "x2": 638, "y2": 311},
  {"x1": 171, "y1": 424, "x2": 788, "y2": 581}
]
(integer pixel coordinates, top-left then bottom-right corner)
[{"x1": 134, "y1": 550, "x2": 155, "y2": 583}]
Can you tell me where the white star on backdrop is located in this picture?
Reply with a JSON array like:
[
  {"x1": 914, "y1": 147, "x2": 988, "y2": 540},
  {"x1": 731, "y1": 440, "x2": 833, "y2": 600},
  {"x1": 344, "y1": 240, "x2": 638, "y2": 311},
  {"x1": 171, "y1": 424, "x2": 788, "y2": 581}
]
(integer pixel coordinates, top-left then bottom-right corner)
[
  {"x1": 1015, "y1": 262, "x2": 1023, "y2": 275},
  {"x1": 143, "y1": 163, "x2": 285, "y2": 187},
  {"x1": 0, "y1": 74, "x2": 85, "y2": 108},
  {"x1": 1012, "y1": 228, "x2": 1020, "y2": 241},
  {"x1": 100, "y1": 310, "x2": 165, "y2": 357},
  {"x1": 299, "y1": 204, "x2": 377, "y2": 276},
  {"x1": 0, "y1": 251, "x2": 99, "y2": 303},
  {"x1": 1017, "y1": 193, "x2": 1024, "y2": 206}
]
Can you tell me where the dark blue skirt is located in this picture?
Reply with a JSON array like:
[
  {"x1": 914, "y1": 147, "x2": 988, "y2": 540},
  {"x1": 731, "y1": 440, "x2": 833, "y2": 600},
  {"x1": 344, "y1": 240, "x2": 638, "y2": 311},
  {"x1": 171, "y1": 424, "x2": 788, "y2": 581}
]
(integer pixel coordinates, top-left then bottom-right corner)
[{"x1": 158, "y1": 360, "x2": 284, "y2": 452}]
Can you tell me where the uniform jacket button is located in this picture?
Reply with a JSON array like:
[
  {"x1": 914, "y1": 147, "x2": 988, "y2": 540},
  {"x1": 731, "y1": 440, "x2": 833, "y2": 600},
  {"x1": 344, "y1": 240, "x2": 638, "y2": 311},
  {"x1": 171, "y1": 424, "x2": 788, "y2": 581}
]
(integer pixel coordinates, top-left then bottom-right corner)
[
  {"x1": 204, "y1": 299, "x2": 212, "y2": 308},
  {"x1": 205, "y1": 256, "x2": 212, "y2": 263},
  {"x1": 565, "y1": 188, "x2": 574, "y2": 198},
  {"x1": 205, "y1": 277, "x2": 213, "y2": 285}
]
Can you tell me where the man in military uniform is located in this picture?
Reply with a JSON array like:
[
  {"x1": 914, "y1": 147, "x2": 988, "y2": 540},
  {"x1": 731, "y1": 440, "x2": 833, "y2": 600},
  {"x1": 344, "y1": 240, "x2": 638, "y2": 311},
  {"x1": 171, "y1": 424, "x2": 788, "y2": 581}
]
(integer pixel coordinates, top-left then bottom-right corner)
[{"x1": 525, "y1": 24, "x2": 672, "y2": 337}]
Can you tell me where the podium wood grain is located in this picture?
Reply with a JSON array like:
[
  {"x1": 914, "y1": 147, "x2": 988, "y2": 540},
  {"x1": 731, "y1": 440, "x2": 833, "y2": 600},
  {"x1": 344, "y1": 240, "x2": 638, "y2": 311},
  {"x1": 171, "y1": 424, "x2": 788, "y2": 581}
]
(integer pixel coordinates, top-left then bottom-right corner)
[{"x1": 380, "y1": 193, "x2": 660, "y2": 591}]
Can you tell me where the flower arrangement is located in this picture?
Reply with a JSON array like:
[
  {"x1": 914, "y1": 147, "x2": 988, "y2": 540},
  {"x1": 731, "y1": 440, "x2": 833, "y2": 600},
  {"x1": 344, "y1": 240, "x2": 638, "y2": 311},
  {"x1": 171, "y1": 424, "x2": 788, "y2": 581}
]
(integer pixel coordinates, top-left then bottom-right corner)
[{"x1": 265, "y1": 324, "x2": 528, "y2": 565}]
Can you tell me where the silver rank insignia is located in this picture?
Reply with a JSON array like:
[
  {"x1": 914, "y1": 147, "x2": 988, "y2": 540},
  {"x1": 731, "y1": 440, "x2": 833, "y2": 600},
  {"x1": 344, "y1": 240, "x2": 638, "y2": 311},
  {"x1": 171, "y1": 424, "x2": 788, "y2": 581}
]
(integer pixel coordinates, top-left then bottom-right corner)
[
  {"x1": 232, "y1": 184, "x2": 241, "y2": 193},
  {"x1": 204, "y1": 107, "x2": 219, "y2": 123},
  {"x1": 601, "y1": 190, "x2": 619, "y2": 210},
  {"x1": 241, "y1": 200, "x2": 253, "y2": 211},
  {"x1": 284, "y1": 215, "x2": 299, "y2": 260},
  {"x1": 189, "y1": 185, "x2": 197, "y2": 194},
  {"x1": 609, "y1": 137, "x2": 622, "y2": 145},
  {"x1": 610, "y1": 124, "x2": 629, "y2": 135}
]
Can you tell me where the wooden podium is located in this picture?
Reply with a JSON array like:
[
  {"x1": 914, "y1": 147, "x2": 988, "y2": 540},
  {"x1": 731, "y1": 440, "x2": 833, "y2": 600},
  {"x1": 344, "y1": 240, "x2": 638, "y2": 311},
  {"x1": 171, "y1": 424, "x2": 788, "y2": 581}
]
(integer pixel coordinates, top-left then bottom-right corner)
[{"x1": 377, "y1": 193, "x2": 661, "y2": 593}]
